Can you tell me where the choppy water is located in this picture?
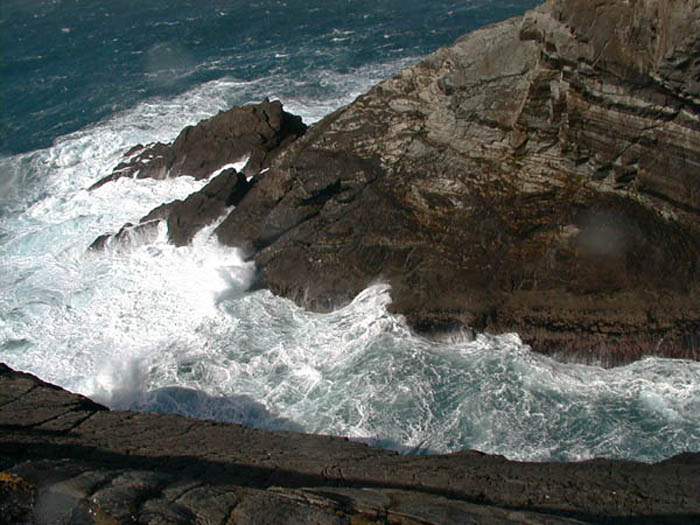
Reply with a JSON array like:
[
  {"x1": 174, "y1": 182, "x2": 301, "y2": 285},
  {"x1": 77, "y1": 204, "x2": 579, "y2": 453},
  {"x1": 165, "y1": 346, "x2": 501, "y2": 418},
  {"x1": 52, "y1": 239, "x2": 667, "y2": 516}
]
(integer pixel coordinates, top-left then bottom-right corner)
[{"x1": 1, "y1": 0, "x2": 698, "y2": 463}]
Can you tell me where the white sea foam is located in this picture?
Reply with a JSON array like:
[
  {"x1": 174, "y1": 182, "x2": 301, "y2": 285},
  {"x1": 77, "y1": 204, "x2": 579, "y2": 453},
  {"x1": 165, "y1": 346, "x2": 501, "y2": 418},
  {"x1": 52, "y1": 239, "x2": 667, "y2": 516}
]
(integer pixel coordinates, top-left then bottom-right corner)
[
  {"x1": 79, "y1": 280, "x2": 700, "y2": 462},
  {"x1": 0, "y1": 72, "x2": 698, "y2": 464},
  {"x1": 210, "y1": 156, "x2": 250, "y2": 178}
]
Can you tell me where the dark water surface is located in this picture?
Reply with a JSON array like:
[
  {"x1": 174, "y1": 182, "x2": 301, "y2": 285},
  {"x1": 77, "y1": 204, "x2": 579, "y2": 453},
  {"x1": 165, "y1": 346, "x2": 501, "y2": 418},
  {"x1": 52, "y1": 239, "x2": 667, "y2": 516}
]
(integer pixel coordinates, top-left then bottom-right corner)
[{"x1": 1, "y1": 0, "x2": 540, "y2": 154}]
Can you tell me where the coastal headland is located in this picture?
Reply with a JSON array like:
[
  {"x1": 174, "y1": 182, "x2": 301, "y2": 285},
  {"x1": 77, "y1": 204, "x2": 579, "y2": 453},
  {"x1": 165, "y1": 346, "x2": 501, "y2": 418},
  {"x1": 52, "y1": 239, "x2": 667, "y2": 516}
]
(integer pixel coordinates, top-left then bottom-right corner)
[
  {"x1": 3, "y1": 1, "x2": 700, "y2": 522},
  {"x1": 93, "y1": 0, "x2": 700, "y2": 365}
]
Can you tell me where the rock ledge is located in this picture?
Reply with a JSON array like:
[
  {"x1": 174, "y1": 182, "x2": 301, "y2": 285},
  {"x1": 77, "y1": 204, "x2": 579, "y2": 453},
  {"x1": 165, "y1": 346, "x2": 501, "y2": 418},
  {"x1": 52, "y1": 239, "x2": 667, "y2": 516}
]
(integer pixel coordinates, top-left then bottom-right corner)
[{"x1": 2, "y1": 363, "x2": 699, "y2": 524}]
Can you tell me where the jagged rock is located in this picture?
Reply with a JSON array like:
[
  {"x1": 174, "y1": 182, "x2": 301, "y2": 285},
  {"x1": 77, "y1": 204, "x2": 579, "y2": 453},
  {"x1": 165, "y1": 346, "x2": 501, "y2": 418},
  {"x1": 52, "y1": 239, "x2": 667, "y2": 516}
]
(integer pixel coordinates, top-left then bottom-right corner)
[
  {"x1": 89, "y1": 99, "x2": 306, "y2": 190},
  {"x1": 88, "y1": 0, "x2": 700, "y2": 363},
  {"x1": 2, "y1": 363, "x2": 699, "y2": 524},
  {"x1": 87, "y1": 98, "x2": 300, "y2": 248},
  {"x1": 144, "y1": 167, "x2": 252, "y2": 246},
  {"x1": 88, "y1": 220, "x2": 162, "y2": 251},
  {"x1": 207, "y1": 0, "x2": 700, "y2": 363},
  {"x1": 89, "y1": 168, "x2": 251, "y2": 249}
]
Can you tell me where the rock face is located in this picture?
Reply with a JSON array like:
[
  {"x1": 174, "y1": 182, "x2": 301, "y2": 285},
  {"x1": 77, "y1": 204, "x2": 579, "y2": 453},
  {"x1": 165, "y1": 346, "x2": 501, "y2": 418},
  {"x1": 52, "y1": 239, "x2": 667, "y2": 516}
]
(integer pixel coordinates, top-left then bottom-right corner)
[
  {"x1": 2, "y1": 363, "x2": 699, "y2": 524},
  {"x1": 92, "y1": 0, "x2": 700, "y2": 364},
  {"x1": 211, "y1": 0, "x2": 700, "y2": 363}
]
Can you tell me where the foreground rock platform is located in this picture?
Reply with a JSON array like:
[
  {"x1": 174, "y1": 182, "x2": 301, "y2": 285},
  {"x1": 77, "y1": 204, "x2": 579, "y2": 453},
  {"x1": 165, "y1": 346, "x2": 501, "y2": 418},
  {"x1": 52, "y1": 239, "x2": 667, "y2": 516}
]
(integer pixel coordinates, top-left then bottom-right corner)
[
  {"x1": 92, "y1": 0, "x2": 700, "y2": 365},
  {"x1": 1, "y1": 363, "x2": 699, "y2": 524}
]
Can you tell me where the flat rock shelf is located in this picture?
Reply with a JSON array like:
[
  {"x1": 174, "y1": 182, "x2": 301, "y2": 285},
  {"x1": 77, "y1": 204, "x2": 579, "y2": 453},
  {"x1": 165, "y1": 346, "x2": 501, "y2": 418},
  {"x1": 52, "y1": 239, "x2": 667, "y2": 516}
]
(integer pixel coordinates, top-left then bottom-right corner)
[{"x1": 1, "y1": 363, "x2": 699, "y2": 524}]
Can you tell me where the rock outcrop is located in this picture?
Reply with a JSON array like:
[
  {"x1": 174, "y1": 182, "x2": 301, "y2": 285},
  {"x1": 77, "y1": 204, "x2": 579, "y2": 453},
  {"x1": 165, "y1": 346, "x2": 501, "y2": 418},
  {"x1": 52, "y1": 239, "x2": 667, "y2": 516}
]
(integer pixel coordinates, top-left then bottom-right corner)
[
  {"x1": 214, "y1": 0, "x2": 700, "y2": 363},
  {"x1": 89, "y1": 99, "x2": 303, "y2": 248},
  {"x1": 92, "y1": 0, "x2": 700, "y2": 364},
  {"x1": 90, "y1": 167, "x2": 252, "y2": 249},
  {"x1": 2, "y1": 363, "x2": 699, "y2": 524},
  {"x1": 89, "y1": 98, "x2": 306, "y2": 189}
]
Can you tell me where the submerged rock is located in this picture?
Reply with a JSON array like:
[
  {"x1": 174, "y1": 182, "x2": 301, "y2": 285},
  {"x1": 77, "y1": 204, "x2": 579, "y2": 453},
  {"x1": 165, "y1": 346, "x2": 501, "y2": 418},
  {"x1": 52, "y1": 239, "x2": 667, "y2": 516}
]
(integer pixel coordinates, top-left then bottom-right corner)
[{"x1": 2, "y1": 363, "x2": 699, "y2": 523}]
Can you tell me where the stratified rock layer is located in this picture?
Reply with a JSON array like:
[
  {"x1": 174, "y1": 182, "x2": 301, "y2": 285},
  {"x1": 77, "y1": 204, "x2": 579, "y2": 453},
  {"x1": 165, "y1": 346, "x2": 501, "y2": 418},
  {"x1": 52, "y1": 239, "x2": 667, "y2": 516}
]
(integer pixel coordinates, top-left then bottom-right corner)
[
  {"x1": 2, "y1": 363, "x2": 699, "y2": 524},
  {"x1": 209, "y1": 0, "x2": 700, "y2": 363},
  {"x1": 91, "y1": 0, "x2": 700, "y2": 364}
]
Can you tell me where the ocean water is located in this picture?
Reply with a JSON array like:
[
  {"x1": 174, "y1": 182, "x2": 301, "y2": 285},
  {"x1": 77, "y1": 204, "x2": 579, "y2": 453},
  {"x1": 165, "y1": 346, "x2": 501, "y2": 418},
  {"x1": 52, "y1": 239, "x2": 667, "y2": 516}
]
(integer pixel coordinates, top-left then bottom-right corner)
[{"x1": 1, "y1": 0, "x2": 699, "y2": 463}]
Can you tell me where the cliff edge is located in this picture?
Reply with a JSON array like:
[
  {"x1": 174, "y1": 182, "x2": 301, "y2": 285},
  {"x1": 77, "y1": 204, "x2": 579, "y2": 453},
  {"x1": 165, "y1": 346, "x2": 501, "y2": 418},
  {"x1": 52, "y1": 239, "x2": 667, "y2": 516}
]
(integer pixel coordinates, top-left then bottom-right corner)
[{"x1": 214, "y1": 0, "x2": 700, "y2": 363}]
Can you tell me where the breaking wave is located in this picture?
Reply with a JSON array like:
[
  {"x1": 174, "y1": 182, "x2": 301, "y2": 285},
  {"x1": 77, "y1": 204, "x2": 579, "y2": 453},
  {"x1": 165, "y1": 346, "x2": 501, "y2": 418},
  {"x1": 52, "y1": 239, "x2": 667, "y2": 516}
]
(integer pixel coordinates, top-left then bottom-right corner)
[{"x1": 1, "y1": 0, "x2": 698, "y2": 463}]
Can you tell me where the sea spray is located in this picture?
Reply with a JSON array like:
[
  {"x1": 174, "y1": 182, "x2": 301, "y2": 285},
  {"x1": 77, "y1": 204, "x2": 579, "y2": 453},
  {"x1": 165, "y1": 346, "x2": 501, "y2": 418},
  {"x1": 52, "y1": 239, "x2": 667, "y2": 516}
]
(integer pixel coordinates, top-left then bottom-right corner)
[
  {"x1": 1, "y1": 0, "x2": 698, "y2": 464},
  {"x1": 1, "y1": 84, "x2": 699, "y2": 461}
]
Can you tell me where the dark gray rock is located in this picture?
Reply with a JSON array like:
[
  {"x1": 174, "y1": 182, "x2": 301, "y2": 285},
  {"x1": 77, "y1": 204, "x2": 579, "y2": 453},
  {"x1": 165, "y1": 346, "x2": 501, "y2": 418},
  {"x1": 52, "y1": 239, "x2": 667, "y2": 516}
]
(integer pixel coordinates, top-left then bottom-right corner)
[
  {"x1": 140, "y1": 167, "x2": 251, "y2": 246},
  {"x1": 88, "y1": 219, "x2": 162, "y2": 251},
  {"x1": 89, "y1": 99, "x2": 306, "y2": 190},
  {"x1": 89, "y1": 168, "x2": 250, "y2": 249},
  {"x1": 88, "y1": 105, "x2": 284, "y2": 248},
  {"x1": 1, "y1": 363, "x2": 699, "y2": 524},
  {"x1": 209, "y1": 0, "x2": 700, "y2": 364}
]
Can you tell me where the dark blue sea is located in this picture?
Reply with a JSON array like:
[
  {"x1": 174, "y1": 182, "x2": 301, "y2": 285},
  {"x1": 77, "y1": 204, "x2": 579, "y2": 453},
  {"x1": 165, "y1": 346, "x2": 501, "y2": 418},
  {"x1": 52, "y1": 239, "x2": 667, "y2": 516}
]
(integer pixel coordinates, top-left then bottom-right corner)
[{"x1": 1, "y1": 0, "x2": 698, "y2": 462}]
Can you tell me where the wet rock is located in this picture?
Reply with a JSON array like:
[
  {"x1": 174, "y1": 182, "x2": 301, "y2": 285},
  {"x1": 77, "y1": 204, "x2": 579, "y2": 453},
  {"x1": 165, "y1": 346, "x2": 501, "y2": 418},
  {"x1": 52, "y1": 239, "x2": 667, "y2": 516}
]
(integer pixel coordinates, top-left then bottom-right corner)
[
  {"x1": 89, "y1": 99, "x2": 306, "y2": 190},
  {"x1": 140, "y1": 167, "x2": 252, "y2": 246},
  {"x1": 2, "y1": 363, "x2": 699, "y2": 524},
  {"x1": 88, "y1": 99, "x2": 304, "y2": 249},
  {"x1": 89, "y1": 138, "x2": 261, "y2": 249},
  {"x1": 88, "y1": 220, "x2": 162, "y2": 251},
  {"x1": 209, "y1": 0, "x2": 700, "y2": 364}
]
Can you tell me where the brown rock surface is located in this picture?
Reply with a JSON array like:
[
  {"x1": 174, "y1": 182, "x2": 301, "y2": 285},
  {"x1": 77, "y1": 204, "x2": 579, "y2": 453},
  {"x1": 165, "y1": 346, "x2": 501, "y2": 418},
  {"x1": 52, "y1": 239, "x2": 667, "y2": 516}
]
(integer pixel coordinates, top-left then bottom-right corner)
[
  {"x1": 88, "y1": 99, "x2": 303, "y2": 249},
  {"x1": 89, "y1": 99, "x2": 306, "y2": 190},
  {"x1": 209, "y1": 0, "x2": 700, "y2": 363},
  {"x1": 90, "y1": 0, "x2": 700, "y2": 364},
  {"x1": 89, "y1": 167, "x2": 252, "y2": 250},
  {"x1": 2, "y1": 363, "x2": 699, "y2": 524}
]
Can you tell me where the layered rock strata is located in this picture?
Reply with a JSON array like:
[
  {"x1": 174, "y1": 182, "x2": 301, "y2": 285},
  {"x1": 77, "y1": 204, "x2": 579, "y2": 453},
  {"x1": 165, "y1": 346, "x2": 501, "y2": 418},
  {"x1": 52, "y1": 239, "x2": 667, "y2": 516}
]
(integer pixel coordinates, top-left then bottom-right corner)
[
  {"x1": 2, "y1": 363, "x2": 699, "y2": 524},
  {"x1": 93, "y1": 0, "x2": 700, "y2": 364}
]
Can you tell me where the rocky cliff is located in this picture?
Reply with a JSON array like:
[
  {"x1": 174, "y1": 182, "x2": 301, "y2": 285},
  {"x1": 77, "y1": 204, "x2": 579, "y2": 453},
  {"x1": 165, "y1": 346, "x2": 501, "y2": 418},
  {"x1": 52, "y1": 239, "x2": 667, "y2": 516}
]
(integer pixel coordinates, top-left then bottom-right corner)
[
  {"x1": 2, "y1": 363, "x2": 699, "y2": 524},
  {"x1": 93, "y1": 0, "x2": 700, "y2": 364}
]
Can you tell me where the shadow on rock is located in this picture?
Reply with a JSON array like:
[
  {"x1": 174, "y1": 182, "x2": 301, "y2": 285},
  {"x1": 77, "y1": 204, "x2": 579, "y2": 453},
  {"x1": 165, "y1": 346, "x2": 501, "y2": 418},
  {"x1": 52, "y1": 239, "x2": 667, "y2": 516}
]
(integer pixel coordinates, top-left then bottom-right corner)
[{"x1": 115, "y1": 386, "x2": 304, "y2": 433}]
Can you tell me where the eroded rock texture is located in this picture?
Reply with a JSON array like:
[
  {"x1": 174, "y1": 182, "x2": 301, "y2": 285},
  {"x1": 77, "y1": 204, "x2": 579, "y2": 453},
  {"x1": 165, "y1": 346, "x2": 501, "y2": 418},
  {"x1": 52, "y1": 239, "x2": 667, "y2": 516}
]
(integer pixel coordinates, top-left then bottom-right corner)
[
  {"x1": 90, "y1": 167, "x2": 252, "y2": 249},
  {"x1": 90, "y1": 98, "x2": 306, "y2": 189},
  {"x1": 92, "y1": 0, "x2": 700, "y2": 363},
  {"x1": 89, "y1": 99, "x2": 303, "y2": 248},
  {"x1": 2, "y1": 363, "x2": 699, "y2": 524},
  {"x1": 212, "y1": 0, "x2": 700, "y2": 363}
]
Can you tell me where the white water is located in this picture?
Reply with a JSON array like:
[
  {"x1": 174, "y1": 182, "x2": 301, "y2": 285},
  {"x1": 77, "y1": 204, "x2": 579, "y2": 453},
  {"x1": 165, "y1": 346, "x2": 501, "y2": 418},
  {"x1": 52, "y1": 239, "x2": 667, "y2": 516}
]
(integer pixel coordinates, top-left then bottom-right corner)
[{"x1": 1, "y1": 77, "x2": 699, "y2": 463}]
